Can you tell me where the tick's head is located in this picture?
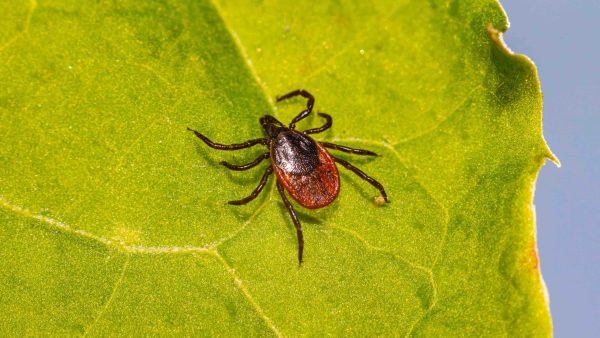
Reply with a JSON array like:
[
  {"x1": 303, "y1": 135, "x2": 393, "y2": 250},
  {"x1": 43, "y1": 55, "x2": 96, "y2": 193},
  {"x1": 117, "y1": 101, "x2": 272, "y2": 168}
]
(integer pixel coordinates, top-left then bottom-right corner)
[{"x1": 260, "y1": 115, "x2": 286, "y2": 138}]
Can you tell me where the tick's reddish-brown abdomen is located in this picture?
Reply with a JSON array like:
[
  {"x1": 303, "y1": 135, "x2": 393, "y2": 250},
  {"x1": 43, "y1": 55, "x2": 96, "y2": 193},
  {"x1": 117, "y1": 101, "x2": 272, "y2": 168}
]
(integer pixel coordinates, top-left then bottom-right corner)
[{"x1": 272, "y1": 142, "x2": 340, "y2": 209}]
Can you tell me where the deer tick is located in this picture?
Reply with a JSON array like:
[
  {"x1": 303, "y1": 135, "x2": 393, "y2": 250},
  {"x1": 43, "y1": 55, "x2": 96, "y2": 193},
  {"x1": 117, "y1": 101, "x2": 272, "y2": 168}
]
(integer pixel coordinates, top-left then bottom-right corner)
[{"x1": 188, "y1": 89, "x2": 389, "y2": 264}]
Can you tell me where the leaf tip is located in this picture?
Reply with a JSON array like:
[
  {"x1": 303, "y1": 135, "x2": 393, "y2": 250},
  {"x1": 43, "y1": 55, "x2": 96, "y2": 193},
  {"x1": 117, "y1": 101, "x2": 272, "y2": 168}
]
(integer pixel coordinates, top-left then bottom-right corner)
[{"x1": 545, "y1": 150, "x2": 561, "y2": 168}]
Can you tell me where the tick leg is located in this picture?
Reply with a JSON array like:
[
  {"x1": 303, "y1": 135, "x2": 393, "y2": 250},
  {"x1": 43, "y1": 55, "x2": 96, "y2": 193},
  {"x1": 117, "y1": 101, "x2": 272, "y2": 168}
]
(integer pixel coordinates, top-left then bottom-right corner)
[
  {"x1": 303, "y1": 113, "x2": 332, "y2": 135},
  {"x1": 333, "y1": 156, "x2": 389, "y2": 203},
  {"x1": 321, "y1": 142, "x2": 378, "y2": 156},
  {"x1": 220, "y1": 153, "x2": 270, "y2": 171},
  {"x1": 276, "y1": 181, "x2": 304, "y2": 265},
  {"x1": 228, "y1": 167, "x2": 273, "y2": 205},
  {"x1": 276, "y1": 89, "x2": 315, "y2": 130},
  {"x1": 187, "y1": 127, "x2": 267, "y2": 150}
]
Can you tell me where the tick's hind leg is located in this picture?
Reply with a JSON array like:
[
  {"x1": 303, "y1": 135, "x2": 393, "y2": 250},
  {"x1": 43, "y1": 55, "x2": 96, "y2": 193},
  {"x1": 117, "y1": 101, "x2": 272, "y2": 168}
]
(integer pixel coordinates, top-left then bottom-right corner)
[
  {"x1": 276, "y1": 89, "x2": 315, "y2": 130},
  {"x1": 228, "y1": 167, "x2": 273, "y2": 205},
  {"x1": 333, "y1": 156, "x2": 389, "y2": 203},
  {"x1": 187, "y1": 127, "x2": 267, "y2": 150},
  {"x1": 220, "y1": 153, "x2": 269, "y2": 171},
  {"x1": 321, "y1": 142, "x2": 378, "y2": 156},
  {"x1": 303, "y1": 113, "x2": 332, "y2": 135},
  {"x1": 276, "y1": 181, "x2": 304, "y2": 265}
]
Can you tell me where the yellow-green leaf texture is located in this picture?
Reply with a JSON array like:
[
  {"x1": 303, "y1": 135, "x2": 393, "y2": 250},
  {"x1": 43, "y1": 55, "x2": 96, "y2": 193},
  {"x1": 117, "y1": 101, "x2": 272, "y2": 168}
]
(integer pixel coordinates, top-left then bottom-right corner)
[{"x1": 0, "y1": 0, "x2": 554, "y2": 336}]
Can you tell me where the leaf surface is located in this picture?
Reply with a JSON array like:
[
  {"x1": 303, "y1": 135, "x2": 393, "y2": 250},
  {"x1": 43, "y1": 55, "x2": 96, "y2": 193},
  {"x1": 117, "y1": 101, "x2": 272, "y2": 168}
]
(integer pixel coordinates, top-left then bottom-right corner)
[{"x1": 0, "y1": 0, "x2": 553, "y2": 336}]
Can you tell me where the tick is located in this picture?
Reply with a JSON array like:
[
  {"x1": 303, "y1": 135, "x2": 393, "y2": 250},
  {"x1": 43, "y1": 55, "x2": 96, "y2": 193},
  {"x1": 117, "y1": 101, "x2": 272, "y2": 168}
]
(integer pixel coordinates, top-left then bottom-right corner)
[{"x1": 188, "y1": 89, "x2": 389, "y2": 264}]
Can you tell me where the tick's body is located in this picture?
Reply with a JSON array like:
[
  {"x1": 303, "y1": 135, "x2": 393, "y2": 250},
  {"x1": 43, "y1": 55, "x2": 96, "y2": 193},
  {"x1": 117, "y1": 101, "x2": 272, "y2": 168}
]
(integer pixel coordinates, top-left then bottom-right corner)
[
  {"x1": 188, "y1": 89, "x2": 388, "y2": 264},
  {"x1": 270, "y1": 128, "x2": 340, "y2": 209}
]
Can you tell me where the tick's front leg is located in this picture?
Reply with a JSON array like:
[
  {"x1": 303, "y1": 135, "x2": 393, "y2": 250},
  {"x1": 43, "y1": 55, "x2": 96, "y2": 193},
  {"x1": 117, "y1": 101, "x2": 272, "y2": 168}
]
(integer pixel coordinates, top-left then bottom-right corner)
[{"x1": 187, "y1": 127, "x2": 267, "y2": 150}]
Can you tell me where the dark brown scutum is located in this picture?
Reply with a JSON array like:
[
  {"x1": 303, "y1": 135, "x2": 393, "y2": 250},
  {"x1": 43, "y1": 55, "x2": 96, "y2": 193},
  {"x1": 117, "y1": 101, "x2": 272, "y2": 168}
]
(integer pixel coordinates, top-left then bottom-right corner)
[{"x1": 272, "y1": 130, "x2": 320, "y2": 175}]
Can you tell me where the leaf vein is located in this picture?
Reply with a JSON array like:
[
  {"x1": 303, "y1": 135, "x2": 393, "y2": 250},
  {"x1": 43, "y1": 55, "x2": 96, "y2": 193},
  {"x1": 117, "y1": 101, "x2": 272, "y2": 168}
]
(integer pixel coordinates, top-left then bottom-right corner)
[
  {"x1": 404, "y1": 270, "x2": 438, "y2": 338},
  {"x1": 124, "y1": 60, "x2": 176, "y2": 87},
  {"x1": 207, "y1": 0, "x2": 276, "y2": 110},
  {"x1": 0, "y1": 0, "x2": 36, "y2": 54},
  {"x1": 394, "y1": 84, "x2": 483, "y2": 144},
  {"x1": 211, "y1": 250, "x2": 283, "y2": 337},
  {"x1": 323, "y1": 138, "x2": 449, "y2": 337},
  {"x1": 328, "y1": 224, "x2": 430, "y2": 273},
  {"x1": 329, "y1": 223, "x2": 440, "y2": 337},
  {"x1": 0, "y1": 195, "x2": 215, "y2": 254},
  {"x1": 82, "y1": 255, "x2": 130, "y2": 337},
  {"x1": 327, "y1": 136, "x2": 450, "y2": 265}
]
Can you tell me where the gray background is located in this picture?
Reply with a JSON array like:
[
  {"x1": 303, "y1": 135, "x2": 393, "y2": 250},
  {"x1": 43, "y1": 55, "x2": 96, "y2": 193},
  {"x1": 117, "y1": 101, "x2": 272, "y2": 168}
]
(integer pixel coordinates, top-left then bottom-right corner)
[{"x1": 501, "y1": 0, "x2": 599, "y2": 336}]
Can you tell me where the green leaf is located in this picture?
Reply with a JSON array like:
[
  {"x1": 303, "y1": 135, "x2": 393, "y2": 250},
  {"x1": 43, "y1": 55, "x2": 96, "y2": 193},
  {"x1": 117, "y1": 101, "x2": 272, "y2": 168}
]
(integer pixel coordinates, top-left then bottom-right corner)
[{"x1": 0, "y1": 0, "x2": 555, "y2": 336}]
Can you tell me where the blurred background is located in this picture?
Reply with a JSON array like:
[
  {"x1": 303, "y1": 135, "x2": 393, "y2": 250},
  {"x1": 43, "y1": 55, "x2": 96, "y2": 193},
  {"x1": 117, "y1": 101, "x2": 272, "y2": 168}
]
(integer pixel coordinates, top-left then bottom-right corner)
[{"x1": 501, "y1": 1, "x2": 599, "y2": 336}]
